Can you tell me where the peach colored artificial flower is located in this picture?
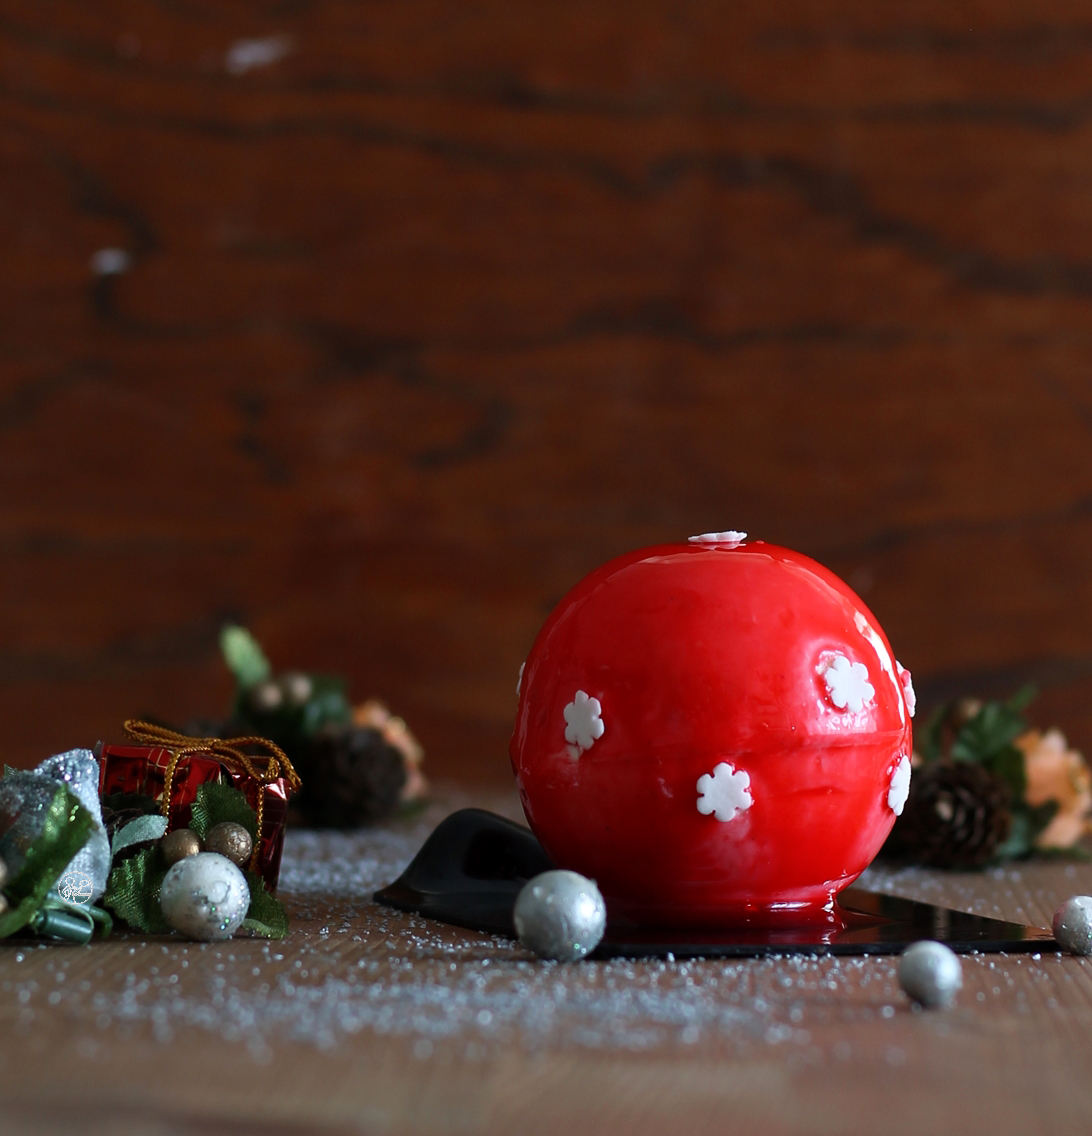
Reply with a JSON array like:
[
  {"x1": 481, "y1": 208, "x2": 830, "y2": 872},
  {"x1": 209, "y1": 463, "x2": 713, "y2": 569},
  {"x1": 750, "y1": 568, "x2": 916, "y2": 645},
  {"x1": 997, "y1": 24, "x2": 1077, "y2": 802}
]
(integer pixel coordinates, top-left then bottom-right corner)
[
  {"x1": 1016, "y1": 728, "x2": 1092, "y2": 849},
  {"x1": 353, "y1": 699, "x2": 428, "y2": 802}
]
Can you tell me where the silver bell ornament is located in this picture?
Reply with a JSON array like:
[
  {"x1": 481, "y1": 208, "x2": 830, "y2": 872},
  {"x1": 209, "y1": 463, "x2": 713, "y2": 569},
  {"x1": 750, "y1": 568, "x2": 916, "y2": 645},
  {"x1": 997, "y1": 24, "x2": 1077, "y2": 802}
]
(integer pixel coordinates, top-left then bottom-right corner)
[
  {"x1": 0, "y1": 749, "x2": 110, "y2": 901},
  {"x1": 514, "y1": 869, "x2": 607, "y2": 962}
]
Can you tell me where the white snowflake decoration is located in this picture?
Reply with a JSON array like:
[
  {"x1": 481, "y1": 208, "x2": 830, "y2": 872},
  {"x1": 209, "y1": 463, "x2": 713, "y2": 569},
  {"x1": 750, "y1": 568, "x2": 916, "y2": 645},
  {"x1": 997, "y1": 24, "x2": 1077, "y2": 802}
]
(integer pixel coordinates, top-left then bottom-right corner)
[
  {"x1": 696, "y1": 762, "x2": 753, "y2": 823},
  {"x1": 888, "y1": 754, "x2": 912, "y2": 816},
  {"x1": 563, "y1": 690, "x2": 604, "y2": 752},
  {"x1": 897, "y1": 662, "x2": 916, "y2": 718},
  {"x1": 819, "y1": 653, "x2": 875, "y2": 714},
  {"x1": 688, "y1": 531, "x2": 746, "y2": 547}
]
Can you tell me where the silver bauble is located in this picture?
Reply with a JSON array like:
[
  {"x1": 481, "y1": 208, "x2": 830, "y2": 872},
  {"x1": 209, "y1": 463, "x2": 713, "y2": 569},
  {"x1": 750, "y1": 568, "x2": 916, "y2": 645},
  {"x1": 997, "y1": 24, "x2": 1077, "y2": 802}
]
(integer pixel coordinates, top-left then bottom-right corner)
[
  {"x1": 279, "y1": 671, "x2": 313, "y2": 707},
  {"x1": 0, "y1": 749, "x2": 110, "y2": 900},
  {"x1": 1053, "y1": 895, "x2": 1092, "y2": 955},
  {"x1": 160, "y1": 852, "x2": 250, "y2": 941},
  {"x1": 898, "y1": 940, "x2": 963, "y2": 1008},
  {"x1": 513, "y1": 869, "x2": 607, "y2": 962}
]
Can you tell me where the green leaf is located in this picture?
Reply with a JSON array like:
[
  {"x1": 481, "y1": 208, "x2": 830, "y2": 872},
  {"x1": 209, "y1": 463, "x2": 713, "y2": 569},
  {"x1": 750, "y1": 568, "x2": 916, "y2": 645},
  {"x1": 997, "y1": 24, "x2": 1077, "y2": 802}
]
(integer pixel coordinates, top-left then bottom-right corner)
[
  {"x1": 951, "y1": 700, "x2": 1029, "y2": 765},
  {"x1": 1006, "y1": 683, "x2": 1038, "y2": 713},
  {"x1": 298, "y1": 677, "x2": 352, "y2": 736},
  {"x1": 220, "y1": 625, "x2": 272, "y2": 689},
  {"x1": 991, "y1": 809, "x2": 1035, "y2": 863},
  {"x1": 980, "y1": 743, "x2": 1028, "y2": 800},
  {"x1": 1022, "y1": 798, "x2": 1060, "y2": 845},
  {"x1": 188, "y1": 781, "x2": 257, "y2": 842},
  {"x1": 0, "y1": 786, "x2": 94, "y2": 939},
  {"x1": 240, "y1": 871, "x2": 289, "y2": 938},
  {"x1": 103, "y1": 845, "x2": 171, "y2": 934},
  {"x1": 111, "y1": 814, "x2": 168, "y2": 860}
]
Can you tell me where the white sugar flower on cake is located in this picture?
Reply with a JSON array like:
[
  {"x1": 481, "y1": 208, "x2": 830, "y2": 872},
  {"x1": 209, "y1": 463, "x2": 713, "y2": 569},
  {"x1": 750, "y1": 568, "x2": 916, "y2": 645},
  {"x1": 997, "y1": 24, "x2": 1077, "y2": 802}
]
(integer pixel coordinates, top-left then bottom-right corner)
[
  {"x1": 897, "y1": 662, "x2": 916, "y2": 717},
  {"x1": 819, "y1": 653, "x2": 875, "y2": 714},
  {"x1": 688, "y1": 531, "x2": 746, "y2": 547},
  {"x1": 563, "y1": 690, "x2": 604, "y2": 752},
  {"x1": 696, "y1": 762, "x2": 753, "y2": 822},
  {"x1": 887, "y1": 754, "x2": 912, "y2": 815}
]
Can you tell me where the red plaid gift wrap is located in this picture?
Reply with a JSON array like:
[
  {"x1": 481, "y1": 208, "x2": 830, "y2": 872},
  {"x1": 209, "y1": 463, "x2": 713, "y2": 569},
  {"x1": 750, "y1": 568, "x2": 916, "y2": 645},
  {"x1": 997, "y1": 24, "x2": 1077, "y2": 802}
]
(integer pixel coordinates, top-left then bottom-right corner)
[{"x1": 98, "y1": 724, "x2": 301, "y2": 890}]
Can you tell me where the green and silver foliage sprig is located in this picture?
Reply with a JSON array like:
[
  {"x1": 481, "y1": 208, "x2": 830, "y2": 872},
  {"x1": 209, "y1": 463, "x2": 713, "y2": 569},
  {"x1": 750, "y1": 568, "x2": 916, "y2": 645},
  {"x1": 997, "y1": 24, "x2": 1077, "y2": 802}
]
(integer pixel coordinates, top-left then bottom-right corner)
[
  {"x1": 884, "y1": 687, "x2": 1073, "y2": 868},
  {"x1": 0, "y1": 784, "x2": 113, "y2": 944},
  {"x1": 0, "y1": 750, "x2": 116, "y2": 944}
]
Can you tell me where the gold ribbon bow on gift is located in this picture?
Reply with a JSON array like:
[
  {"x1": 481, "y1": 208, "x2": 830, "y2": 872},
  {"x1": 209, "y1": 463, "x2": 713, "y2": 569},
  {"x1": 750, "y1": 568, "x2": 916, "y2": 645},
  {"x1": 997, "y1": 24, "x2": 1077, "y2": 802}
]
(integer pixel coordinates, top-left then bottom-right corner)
[{"x1": 122, "y1": 720, "x2": 302, "y2": 871}]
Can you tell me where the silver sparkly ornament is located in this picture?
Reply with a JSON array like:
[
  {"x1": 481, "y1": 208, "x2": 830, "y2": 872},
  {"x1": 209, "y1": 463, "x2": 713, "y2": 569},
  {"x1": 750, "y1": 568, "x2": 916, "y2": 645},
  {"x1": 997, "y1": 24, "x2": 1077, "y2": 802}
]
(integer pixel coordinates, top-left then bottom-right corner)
[
  {"x1": 514, "y1": 869, "x2": 607, "y2": 962},
  {"x1": 160, "y1": 852, "x2": 250, "y2": 940},
  {"x1": 0, "y1": 749, "x2": 110, "y2": 900},
  {"x1": 898, "y1": 940, "x2": 963, "y2": 1008},
  {"x1": 1053, "y1": 895, "x2": 1092, "y2": 955}
]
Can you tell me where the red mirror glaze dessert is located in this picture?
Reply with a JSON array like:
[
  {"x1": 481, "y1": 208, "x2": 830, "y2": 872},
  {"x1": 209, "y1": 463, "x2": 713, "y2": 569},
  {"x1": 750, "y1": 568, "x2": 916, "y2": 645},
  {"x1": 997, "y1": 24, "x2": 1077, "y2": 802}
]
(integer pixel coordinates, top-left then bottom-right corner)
[{"x1": 510, "y1": 535, "x2": 915, "y2": 928}]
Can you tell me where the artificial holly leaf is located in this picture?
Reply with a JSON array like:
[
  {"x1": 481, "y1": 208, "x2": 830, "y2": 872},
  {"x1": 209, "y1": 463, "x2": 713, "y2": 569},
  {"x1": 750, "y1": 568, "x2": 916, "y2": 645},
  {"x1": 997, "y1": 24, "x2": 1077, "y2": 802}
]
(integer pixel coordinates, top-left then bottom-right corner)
[
  {"x1": 220, "y1": 625, "x2": 272, "y2": 690},
  {"x1": 241, "y1": 871, "x2": 289, "y2": 939},
  {"x1": 188, "y1": 781, "x2": 257, "y2": 842},
  {"x1": 102, "y1": 845, "x2": 171, "y2": 934}
]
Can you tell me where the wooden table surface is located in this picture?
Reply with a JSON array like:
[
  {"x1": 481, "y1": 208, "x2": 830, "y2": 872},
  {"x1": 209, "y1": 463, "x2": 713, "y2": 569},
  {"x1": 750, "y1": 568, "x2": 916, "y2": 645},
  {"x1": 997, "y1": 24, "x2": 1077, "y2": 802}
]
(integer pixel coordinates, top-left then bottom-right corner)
[{"x1": 1, "y1": 788, "x2": 1091, "y2": 1136}]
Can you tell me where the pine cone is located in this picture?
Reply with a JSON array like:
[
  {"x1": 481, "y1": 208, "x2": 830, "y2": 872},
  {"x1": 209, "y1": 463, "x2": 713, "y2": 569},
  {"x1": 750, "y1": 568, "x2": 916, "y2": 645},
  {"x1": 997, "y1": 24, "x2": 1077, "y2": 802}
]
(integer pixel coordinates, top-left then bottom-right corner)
[
  {"x1": 884, "y1": 761, "x2": 1012, "y2": 869},
  {"x1": 295, "y1": 726, "x2": 407, "y2": 828}
]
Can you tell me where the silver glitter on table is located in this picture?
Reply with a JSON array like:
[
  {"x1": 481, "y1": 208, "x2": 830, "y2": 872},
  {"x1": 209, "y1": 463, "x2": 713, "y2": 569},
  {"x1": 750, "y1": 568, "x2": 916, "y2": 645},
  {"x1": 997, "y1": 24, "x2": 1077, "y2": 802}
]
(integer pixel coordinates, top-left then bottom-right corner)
[{"x1": 0, "y1": 789, "x2": 1087, "y2": 1075}]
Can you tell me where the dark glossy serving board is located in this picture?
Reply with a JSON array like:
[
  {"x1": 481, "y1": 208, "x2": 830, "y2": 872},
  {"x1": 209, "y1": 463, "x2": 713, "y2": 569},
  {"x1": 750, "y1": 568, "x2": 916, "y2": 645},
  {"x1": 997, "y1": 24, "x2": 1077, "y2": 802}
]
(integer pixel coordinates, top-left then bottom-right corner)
[{"x1": 374, "y1": 808, "x2": 1057, "y2": 958}]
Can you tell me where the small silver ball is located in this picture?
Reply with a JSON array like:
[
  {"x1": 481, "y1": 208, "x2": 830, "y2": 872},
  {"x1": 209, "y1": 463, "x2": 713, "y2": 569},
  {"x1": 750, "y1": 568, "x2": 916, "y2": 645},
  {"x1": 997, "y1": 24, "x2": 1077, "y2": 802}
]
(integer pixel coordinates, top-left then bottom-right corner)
[
  {"x1": 1053, "y1": 895, "x2": 1092, "y2": 955},
  {"x1": 248, "y1": 681, "x2": 283, "y2": 712},
  {"x1": 160, "y1": 852, "x2": 250, "y2": 941},
  {"x1": 279, "y1": 671, "x2": 313, "y2": 707},
  {"x1": 161, "y1": 828, "x2": 202, "y2": 865},
  {"x1": 514, "y1": 870, "x2": 606, "y2": 962},
  {"x1": 898, "y1": 940, "x2": 962, "y2": 1008},
  {"x1": 204, "y1": 821, "x2": 253, "y2": 867}
]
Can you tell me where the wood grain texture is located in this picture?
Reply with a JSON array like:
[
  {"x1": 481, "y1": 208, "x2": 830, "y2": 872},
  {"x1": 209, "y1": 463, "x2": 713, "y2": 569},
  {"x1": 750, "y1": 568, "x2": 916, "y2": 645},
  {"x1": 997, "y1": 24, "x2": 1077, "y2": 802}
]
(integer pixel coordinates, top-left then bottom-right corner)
[
  {"x1": 1, "y1": 790, "x2": 1092, "y2": 1136},
  {"x1": 4, "y1": 3, "x2": 1092, "y2": 779}
]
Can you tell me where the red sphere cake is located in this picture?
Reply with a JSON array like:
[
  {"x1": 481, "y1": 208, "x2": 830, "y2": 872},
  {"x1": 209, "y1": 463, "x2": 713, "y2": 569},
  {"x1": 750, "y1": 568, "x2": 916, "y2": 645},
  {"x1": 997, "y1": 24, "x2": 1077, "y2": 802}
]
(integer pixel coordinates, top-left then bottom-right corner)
[{"x1": 510, "y1": 533, "x2": 915, "y2": 928}]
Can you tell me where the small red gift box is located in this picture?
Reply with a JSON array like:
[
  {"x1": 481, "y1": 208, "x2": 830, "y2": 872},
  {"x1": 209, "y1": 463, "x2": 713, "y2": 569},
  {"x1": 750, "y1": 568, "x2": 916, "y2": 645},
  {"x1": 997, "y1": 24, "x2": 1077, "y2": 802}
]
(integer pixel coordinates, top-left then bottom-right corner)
[{"x1": 98, "y1": 724, "x2": 301, "y2": 891}]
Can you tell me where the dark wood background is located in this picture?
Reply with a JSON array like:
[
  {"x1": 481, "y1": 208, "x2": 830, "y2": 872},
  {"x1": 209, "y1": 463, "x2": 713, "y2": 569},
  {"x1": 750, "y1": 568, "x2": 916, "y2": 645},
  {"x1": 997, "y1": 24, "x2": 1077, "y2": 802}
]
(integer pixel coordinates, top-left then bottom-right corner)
[{"x1": 3, "y1": 1, "x2": 1092, "y2": 784}]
